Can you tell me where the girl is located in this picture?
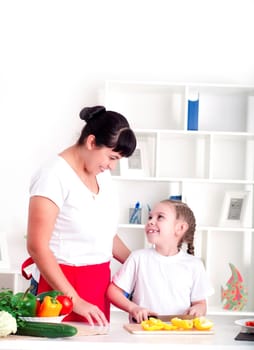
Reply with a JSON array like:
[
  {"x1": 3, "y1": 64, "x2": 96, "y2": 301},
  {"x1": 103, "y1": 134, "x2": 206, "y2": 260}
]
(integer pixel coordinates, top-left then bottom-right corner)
[{"x1": 107, "y1": 199, "x2": 213, "y2": 323}]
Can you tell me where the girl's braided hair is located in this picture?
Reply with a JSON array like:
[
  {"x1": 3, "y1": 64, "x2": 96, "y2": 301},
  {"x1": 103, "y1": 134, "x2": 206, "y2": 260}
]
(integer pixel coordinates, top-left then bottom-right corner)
[{"x1": 161, "y1": 199, "x2": 196, "y2": 255}]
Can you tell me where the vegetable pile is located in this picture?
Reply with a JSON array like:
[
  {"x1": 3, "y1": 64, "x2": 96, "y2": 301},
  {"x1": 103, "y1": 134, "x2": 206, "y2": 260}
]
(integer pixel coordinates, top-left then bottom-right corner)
[
  {"x1": 141, "y1": 316, "x2": 214, "y2": 331},
  {"x1": 36, "y1": 290, "x2": 73, "y2": 317},
  {"x1": 0, "y1": 287, "x2": 76, "y2": 338}
]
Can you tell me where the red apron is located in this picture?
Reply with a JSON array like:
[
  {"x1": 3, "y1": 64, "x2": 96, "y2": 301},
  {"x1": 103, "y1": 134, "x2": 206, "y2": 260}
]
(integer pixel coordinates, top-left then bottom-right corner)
[{"x1": 22, "y1": 258, "x2": 111, "y2": 322}]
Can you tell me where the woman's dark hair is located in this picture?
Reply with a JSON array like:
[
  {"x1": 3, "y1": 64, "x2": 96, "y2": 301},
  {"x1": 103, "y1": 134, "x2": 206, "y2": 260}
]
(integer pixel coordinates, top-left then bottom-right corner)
[
  {"x1": 77, "y1": 106, "x2": 136, "y2": 157},
  {"x1": 161, "y1": 199, "x2": 196, "y2": 255}
]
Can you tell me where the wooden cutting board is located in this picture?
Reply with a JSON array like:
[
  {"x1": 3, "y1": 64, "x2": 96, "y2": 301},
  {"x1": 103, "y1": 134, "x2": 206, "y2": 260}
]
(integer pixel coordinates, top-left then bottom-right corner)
[
  {"x1": 123, "y1": 323, "x2": 214, "y2": 335},
  {"x1": 6, "y1": 323, "x2": 108, "y2": 340},
  {"x1": 68, "y1": 322, "x2": 109, "y2": 336}
]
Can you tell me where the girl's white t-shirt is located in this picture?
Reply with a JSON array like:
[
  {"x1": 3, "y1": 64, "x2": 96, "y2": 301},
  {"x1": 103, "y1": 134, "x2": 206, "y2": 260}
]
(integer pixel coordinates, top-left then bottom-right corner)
[
  {"x1": 112, "y1": 248, "x2": 214, "y2": 315},
  {"x1": 29, "y1": 156, "x2": 119, "y2": 268}
]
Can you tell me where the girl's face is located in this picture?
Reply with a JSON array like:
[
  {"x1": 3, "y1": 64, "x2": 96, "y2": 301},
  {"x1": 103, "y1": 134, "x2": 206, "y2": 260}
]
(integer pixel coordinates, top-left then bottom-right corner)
[{"x1": 145, "y1": 202, "x2": 186, "y2": 256}]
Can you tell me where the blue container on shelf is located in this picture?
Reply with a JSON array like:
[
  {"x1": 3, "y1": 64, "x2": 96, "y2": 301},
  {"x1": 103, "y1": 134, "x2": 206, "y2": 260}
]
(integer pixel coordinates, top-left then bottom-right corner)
[
  {"x1": 129, "y1": 202, "x2": 142, "y2": 224},
  {"x1": 169, "y1": 195, "x2": 182, "y2": 201},
  {"x1": 187, "y1": 97, "x2": 199, "y2": 131}
]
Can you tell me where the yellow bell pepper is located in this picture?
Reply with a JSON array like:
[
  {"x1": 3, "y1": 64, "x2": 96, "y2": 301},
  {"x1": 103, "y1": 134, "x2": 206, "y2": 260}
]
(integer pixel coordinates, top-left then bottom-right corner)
[
  {"x1": 162, "y1": 323, "x2": 178, "y2": 330},
  {"x1": 141, "y1": 317, "x2": 178, "y2": 331},
  {"x1": 170, "y1": 317, "x2": 193, "y2": 330},
  {"x1": 193, "y1": 317, "x2": 213, "y2": 330},
  {"x1": 141, "y1": 317, "x2": 165, "y2": 331},
  {"x1": 38, "y1": 296, "x2": 62, "y2": 317},
  {"x1": 141, "y1": 316, "x2": 214, "y2": 332}
]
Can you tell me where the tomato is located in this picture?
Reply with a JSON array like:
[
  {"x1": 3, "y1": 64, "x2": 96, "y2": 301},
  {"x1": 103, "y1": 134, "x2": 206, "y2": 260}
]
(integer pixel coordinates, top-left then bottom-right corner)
[
  {"x1": 245, "y1": 321, "x2": 254, "y2": 327},
  {"x1": 56, "y1": 295, "x2": 73, "y2": 315}
]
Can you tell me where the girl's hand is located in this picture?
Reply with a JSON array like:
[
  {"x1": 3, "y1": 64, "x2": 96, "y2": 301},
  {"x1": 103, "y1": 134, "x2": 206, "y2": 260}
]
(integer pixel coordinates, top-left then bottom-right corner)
[
  {"x1": 184, "y1": 300, "x2": 206, "y2": 317},
  {"x1": 73, "y1": 296, "x2": 108, "y2": 326},
  {"x1": 129, "y1": 305, "x2": 157, "y2": 324}
]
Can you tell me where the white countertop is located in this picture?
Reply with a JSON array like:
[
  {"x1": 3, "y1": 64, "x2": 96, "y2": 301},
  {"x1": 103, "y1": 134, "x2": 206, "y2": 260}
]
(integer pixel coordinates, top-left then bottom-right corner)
[{"x1": 0, "y1": 311, "x2": 253, "y2": 350}]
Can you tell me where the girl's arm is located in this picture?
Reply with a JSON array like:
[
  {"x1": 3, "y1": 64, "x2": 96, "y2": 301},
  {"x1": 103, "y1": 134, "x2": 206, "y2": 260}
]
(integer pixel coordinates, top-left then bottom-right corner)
[{"x1": 27, "y1": 196, "x2": 108, "y2": 326}]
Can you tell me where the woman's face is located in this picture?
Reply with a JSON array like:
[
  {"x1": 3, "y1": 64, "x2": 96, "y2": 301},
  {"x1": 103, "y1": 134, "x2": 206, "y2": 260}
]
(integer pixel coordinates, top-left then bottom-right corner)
[
  {"x1": 86, "y1": 145, "x2": 122, "y2": 175},
  {"x1": 81, "y1": 135, "x2": 122, "y2": 175}
]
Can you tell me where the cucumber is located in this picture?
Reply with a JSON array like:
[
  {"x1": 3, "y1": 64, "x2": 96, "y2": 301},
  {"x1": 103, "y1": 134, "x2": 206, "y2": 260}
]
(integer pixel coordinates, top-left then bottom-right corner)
[{"x1": 16, "y1": 321, "x2": 78, "y2": 338}]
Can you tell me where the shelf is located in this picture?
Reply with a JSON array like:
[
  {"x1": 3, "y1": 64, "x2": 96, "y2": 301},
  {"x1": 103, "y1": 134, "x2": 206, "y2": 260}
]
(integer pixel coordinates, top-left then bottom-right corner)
[
  {"x1": 207, "y1": 307, "x2": 254, "y2": 317},
  {"x1": 105, "y1": 81, "x2": 186, "y2": 130},
  {"x1": 0, "y1": 269, "x2": 30, "y2": 293},
  {"x1": 113, "y1": 176, "x2": 254, "y2": 185},
  {"x1": 118, "y1": 224, "x2": 254, "y2": 232},
  {"x1": 105, "y1": 80, "x2": 254, "y2": 132},
  {"x1": 134, "y1": 130, "x2": 254, "y2": 180},
  {"x1": 135, "y1": 128, "x2": 254, "y2": 137},
  {"x1": 106, "y1": 80, "x2": 254, "y2": 316}
]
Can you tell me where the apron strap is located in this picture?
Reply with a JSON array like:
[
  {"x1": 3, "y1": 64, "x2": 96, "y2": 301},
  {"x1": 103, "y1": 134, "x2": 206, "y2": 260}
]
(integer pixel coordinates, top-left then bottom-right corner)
[{"x1": 21, "y1": 257, "x2": 34, "y2": 280}]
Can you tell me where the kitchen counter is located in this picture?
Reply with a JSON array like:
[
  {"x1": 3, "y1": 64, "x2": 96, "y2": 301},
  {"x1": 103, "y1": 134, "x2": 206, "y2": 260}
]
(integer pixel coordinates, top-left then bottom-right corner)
[{"x1": 0, "y1": 311, "x2": 253, "y2": 350}]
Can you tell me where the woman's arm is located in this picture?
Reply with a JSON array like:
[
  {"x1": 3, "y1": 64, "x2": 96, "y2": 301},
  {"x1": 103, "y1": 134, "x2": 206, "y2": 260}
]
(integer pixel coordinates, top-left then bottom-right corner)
[
  {"x1": 27, "y1": 196, "x2": 73, "y2": 294},
  {"x1": 27, "y1": 196, "x2": 108, "y2": 326},
  {"x1": 112, "y1": 234, "x2": 131, "y2": 263}
]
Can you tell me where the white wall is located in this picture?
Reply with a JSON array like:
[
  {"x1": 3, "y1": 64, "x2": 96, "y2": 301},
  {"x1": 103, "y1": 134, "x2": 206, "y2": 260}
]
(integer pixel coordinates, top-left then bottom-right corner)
[{"x1": 1, "y1": 0, "x2": 254, "y2": 268}]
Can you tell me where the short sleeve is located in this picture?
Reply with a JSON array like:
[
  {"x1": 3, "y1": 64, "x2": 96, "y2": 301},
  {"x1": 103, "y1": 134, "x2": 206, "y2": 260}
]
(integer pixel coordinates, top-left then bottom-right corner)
[
  {"x1": 112, "y1": 252, "x2": 138, "y2": 295},
  {"x1": 29, "y1": 166, "x2": 67, "y2": 209},
  {"x1": 190, "y1": 259, "x2": 214, "y2": 301}
]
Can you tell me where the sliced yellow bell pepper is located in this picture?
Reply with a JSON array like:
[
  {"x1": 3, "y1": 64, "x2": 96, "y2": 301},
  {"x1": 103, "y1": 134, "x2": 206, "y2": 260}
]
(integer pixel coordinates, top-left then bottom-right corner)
[
  {"x1": 141, "y1": 317, "x2": 178, "y2": 331},
  {"x1": 170, "y1": 317, "x2": 193, "y2": 330},
  {"x1": 162, "y1": 323, "x2": 178, "y2": 330},
  {"x1": 193, "y1": 317, "x2": 213, "y2": 330},
  {"x1": 141, "y1": 316, "x2": 214, "y2": 332},
  {"x1": 141, "y1": 318, "x2": 165, "y2": 331}
]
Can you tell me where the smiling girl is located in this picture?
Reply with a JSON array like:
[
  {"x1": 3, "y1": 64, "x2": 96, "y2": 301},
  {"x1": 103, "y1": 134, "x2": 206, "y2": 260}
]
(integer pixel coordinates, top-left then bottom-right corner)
[{"x1": 106, "y1": 199, "x2": 213, "y2": 323}]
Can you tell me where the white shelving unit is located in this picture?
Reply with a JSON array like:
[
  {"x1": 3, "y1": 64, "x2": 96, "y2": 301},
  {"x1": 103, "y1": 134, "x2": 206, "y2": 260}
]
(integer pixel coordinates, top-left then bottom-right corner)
[
  {"x1": 104, "y1": 80, "x2": 254, "y2": 316},
  {"x1": 0, "y1": 268, "x2": 30, "y2": 293}
]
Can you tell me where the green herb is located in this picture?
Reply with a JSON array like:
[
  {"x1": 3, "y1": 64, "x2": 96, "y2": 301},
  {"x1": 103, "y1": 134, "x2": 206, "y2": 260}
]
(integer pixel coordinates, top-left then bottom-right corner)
[{"x1": 0, "y1": 288, "x2": 34, "y2": 327}]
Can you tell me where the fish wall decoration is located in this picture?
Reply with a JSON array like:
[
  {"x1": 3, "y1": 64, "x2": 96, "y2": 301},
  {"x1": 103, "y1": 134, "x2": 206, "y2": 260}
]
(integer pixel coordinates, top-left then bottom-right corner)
[{"x1": 221, "y1": 262, "x2": 248, "y2": 311}]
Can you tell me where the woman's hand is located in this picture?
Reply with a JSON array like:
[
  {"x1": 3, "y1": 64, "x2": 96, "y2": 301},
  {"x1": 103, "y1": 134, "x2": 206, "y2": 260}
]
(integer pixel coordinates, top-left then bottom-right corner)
[{"x1": 73, "y1": 296, "x2": 108, "y2": 326}]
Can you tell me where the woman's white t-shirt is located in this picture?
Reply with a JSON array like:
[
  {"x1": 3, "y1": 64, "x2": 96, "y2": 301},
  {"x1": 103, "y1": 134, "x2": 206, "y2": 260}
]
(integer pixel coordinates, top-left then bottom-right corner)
[
  {"x1": 29, "y1": 156, "x2": 119, "y2": 269},
  {"x1": 112, "y1": 248, "x2": 213, "y2": 315}
]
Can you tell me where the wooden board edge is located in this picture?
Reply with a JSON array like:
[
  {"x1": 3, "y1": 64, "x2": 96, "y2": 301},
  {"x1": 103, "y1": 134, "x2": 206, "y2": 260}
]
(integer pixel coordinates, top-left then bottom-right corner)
[{"x1": 123, "y1": 324, "x2": 214, "y2": 335}]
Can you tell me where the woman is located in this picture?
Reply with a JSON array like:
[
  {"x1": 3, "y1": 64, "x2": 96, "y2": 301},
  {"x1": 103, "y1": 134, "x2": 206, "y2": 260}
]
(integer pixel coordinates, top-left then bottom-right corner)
[{"x1": 24, "y1": 105, "x2": 136, "y2": 326}]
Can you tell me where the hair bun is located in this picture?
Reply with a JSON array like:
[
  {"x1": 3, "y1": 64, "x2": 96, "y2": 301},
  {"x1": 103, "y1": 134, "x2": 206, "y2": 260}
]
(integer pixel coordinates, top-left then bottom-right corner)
[{"x1": 79, "y1": 106, "x2": 106, "y2": 122}]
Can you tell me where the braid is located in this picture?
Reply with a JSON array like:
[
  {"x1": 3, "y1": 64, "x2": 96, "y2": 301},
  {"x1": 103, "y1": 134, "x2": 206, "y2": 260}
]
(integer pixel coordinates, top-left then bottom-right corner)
[{"x1": 161, "y1": 199, "x2": 196, "y2": 255}]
